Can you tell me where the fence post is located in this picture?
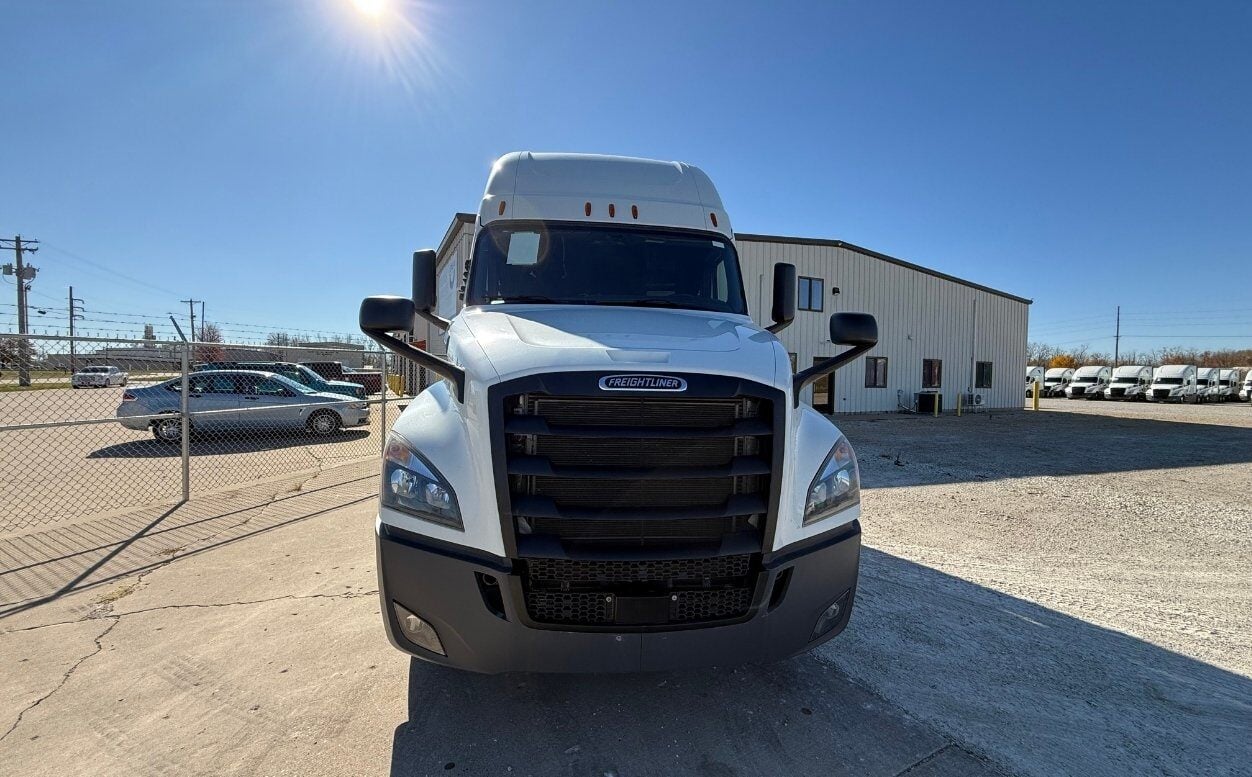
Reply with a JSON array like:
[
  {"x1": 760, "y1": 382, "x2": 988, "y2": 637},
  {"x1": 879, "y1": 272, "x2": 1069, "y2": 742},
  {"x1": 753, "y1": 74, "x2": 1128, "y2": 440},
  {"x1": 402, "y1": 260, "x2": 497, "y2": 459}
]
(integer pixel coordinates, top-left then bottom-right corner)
[
  {"x1": 169, "y1": 315, "x2": 191, "y2": 502},
  {"x1": 380, "y1": 352, "x2": 388, "y2": 454}
]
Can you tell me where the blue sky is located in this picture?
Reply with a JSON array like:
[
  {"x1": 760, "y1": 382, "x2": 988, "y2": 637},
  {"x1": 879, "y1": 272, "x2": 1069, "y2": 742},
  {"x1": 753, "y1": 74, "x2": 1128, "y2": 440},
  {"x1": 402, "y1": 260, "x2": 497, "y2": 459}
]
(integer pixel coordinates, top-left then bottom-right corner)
[{"x1": 2, "y1": 0, "x2": 1250, "y2": 351}]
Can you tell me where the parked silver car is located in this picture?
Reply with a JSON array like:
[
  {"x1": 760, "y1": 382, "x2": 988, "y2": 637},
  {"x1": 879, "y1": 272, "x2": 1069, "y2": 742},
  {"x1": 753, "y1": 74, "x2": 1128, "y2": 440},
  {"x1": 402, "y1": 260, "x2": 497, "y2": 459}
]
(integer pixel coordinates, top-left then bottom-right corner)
[
  {"x1": 72, "y1": 365, "x2": 128, "y2": 388},
  {"x1": 116, "y1": 370, "x2": 369, "y2": 442}
]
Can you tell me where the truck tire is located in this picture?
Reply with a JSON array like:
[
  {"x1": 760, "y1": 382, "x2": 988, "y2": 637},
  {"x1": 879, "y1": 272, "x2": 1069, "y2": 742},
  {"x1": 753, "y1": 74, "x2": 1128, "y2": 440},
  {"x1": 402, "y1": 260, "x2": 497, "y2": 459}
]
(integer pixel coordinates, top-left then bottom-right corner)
[{"x1": 307, "y1": 410, "x2": 341, "y2": 436}]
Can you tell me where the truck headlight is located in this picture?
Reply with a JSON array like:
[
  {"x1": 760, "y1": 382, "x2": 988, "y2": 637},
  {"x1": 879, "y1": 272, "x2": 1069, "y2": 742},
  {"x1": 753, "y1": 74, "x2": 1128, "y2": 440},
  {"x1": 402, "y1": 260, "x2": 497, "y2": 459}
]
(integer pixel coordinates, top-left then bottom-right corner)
[
  {"x1": 803, "y1": 435, "x2": 860, "y2": 525},
  {"x1": 382, "y1": 434, "x2": 462, "y2": 529}
]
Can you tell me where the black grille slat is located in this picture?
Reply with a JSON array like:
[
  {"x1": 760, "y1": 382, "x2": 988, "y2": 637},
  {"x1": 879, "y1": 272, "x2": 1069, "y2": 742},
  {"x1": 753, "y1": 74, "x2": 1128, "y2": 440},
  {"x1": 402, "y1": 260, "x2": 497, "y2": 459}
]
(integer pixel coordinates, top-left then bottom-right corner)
[
  {"x1": 507, "y1": 455, "x2": 771, "y2": 479},
  {"x1": 527, "y1": 516, "x2": 751, "y2": 541},
  {"x1": 512, "y1": 494, "x2": 767, "y2": 521},
  {"x1": 533, "y1": 476, "x2": 733, "y2": 508},
  {"x1": 532, "y1": 397, "x2": 743, "y2": 427},
  {"x1": 535, "y1": 437, "x2": 735, "y2": 467},
  {"x1": 504, "y1": 416, "x2": 771, "y2": 438}
]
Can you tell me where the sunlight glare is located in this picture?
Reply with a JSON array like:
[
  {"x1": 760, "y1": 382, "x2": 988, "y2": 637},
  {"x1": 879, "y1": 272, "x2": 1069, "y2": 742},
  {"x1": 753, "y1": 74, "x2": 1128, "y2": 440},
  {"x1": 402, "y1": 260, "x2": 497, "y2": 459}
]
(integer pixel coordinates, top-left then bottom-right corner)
[{"x1": 350, "y1": 0, "x2": 387, "y2": 19}]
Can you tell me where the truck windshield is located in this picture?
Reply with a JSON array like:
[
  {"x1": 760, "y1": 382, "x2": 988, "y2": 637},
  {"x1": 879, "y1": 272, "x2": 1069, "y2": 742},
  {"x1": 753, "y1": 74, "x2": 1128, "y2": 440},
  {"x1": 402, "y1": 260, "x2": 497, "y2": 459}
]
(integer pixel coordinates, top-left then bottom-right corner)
[
  {"x1": 1113, "y1": 378, "x2": 1137, "y2": 383},
  {"x1": 466, "y1": 222, "x2": 748, "y2": 315},
  {"x1": 1156, "y1": 377, "x2": 1183, "y2": 385}
]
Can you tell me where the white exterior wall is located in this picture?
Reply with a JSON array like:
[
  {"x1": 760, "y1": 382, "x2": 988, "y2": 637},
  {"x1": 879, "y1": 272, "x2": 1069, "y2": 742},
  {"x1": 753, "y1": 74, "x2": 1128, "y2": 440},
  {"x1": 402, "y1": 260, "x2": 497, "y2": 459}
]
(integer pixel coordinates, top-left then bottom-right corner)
[
  {"x1": 429, "y1": 215, "x2": 1030, "y2": 413},
  {"x1": 736, "y1": 238, "x2": 1028, "y2": 412}
]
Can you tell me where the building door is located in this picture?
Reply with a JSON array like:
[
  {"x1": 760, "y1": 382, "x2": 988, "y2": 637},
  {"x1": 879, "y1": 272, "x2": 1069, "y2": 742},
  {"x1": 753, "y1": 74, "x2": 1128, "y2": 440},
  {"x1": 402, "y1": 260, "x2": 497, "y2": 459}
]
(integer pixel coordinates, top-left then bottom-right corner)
[{"x1": 812, "y1": 357, "x2": 834, "y2": 414}]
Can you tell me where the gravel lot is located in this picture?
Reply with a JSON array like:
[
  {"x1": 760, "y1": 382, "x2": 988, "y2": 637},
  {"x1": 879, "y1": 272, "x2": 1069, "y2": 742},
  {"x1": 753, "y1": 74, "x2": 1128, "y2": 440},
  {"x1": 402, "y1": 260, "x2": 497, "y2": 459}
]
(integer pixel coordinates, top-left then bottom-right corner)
[
  {"x1": 0, "y1": 398, "x2": 1248, "y2": 776},
  {"x1": 827, "y1": 397, "x2": 1251, "y2": 776}
]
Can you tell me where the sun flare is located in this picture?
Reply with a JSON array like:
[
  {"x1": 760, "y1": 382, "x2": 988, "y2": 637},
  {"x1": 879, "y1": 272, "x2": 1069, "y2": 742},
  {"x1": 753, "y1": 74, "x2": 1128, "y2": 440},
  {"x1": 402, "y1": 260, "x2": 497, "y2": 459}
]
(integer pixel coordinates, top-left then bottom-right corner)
[{"x1": 349, "y1": 0, "x2": 387, "y2": 18}]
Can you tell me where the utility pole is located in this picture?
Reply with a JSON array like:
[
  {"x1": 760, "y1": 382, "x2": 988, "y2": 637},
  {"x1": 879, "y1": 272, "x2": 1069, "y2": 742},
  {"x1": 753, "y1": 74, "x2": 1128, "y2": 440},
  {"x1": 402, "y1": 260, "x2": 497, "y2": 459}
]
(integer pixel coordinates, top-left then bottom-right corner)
[
  {"x1": 199, "y1": 301, "x2": 205, "y2": 340},
  {"x1": 68, "y1": 286, "x2": 85, "y2": 373},
  {"x1": 181, "y1": 299, "x2": 201, "y2": 342},
  {"x1": 1113, "y1": 305, "x2": 1121, "y2": 367},
  {"x1": 2, "y1": 235, "x2": 39, "y2": 386}
]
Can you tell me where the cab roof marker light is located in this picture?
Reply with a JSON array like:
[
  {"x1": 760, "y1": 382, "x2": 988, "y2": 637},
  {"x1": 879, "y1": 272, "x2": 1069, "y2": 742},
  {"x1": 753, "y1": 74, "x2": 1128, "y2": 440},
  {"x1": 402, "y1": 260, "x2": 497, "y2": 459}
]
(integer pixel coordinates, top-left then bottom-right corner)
[
  {"x1": 497, "y1": 200, "x2": 506, "y2": 216},
  {"x1": 584, "y1": 202, "x2": 592, "y2": 217},
  {"x1": 608, "y1": 203, "x2": 616, "y2": 218},
  {"x1": 631, "y1": 204, "x2": 638, "y2": 219},
  {"x1": 709, "y1": 212, "x2": 719, "y2": 228}
]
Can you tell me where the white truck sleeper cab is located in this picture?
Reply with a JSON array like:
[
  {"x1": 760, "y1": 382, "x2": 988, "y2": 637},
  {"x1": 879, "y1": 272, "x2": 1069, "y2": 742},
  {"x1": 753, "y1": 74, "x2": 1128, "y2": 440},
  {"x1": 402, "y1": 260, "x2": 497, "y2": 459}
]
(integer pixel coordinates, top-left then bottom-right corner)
[
  {"x1": 1065, "y1": 365, "x2": 1111, "y2": 399},
  {"x1": 1105, "y1": 365, "x2": 1152, "y2": 401},
  {"x1": 1147, "y1": 365, "x2": 1199, "y2": 403},
  {"x1": 1215, "y1": 368, "x2": 1242, "y2": 403},
  {"x1": 1240, "y1": 369, "x2": 1252, "y2": 402},
  {"x1": 1195, "y1": 368, "x2": 1220, "y2": 403},
  {"x1": 1026, "y1": 365, "x2": 1044, "y2": 397},
  {"x1": 1043, "y1": 367, "x2": 1074, "y2": 398},
  {"x1": 359, "y1": 153, "x2": 879, "y2": 673}
]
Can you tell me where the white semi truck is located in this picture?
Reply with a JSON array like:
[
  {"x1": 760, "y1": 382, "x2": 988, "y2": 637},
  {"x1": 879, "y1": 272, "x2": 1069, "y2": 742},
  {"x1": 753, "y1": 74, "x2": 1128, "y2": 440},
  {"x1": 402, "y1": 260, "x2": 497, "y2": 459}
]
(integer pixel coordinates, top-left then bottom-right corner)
[
  {"x1": 358, "y1": 153, "x2": 879, "y2": 672},
  {"x1": 1026, "y1": 365, "x2": 1044, "y2": 396},
  {"x1": 1216, "y1": 368, "x2": 1243, "y2": 402},
  {"x1": 1105, "y1": 365, "x2": 1152, "y2": 400},
  {"x1": 1065, "y1": 365, "x2": 1111, "y2": 399},
  {"x1": 1240, "y1": 369, "x2": 1252, "y2": 402},
  {"x1": 1043, "y1": 367, "x2": 1074, "y2": 397},
  {"x1": 1195, "y1": 368, "x2": 1220, "y2": 402},
  {"x1": 1147, "y1": 364, "x2": 1198, "y2": 403}
]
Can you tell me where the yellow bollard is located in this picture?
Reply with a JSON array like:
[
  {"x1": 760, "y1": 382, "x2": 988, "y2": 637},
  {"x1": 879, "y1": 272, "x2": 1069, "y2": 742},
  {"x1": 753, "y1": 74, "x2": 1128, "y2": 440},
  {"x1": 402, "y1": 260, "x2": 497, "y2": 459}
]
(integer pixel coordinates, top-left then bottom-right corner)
[
  {"x1": 957, "y1": 392, "x2": 963, "y2": 417},
  {"x1": 1033, "y1": 380, "x2": 1041, "y2": 410},
  {"x1": 933, "y1": 394, "x2": 939, "y2": 417}
]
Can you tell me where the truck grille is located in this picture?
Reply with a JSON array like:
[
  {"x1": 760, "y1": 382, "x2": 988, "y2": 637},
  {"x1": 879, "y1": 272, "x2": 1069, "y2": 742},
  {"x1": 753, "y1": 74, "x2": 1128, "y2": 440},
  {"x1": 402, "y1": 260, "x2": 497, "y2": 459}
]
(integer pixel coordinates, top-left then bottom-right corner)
[
  {"x1": 523, "y1": 554, "x2": 756, "y2": 626},
  {"x1": 1109, "y1": 388, "x2": 1125, "y2": 397},
  {"x1": 494, "y1": 379, "x2": 778, "y2": 629},
  {"x1": 1152, "y1": 389, "x2": 1171, "y2": 399}
]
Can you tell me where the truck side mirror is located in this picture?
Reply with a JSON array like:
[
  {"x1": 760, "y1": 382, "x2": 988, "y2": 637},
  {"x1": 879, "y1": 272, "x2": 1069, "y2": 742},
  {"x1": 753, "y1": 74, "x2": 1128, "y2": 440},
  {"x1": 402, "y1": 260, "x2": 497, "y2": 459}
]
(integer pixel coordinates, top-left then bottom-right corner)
[
  {"x1": 792, "y1": 312, "x2": 878, "y2": 407},
  {"x1": 359, "y1": 295, "x2": 415, "y2": 334},
  {"x1": 829, "y1": 312, "x2": 878, "y2": 347},
  {"x1": 412, "y1": 249, "x2": 436, "y2": 311},
  {"x1": 766, "y1": 263, "x2": 796, "y2": 334}
]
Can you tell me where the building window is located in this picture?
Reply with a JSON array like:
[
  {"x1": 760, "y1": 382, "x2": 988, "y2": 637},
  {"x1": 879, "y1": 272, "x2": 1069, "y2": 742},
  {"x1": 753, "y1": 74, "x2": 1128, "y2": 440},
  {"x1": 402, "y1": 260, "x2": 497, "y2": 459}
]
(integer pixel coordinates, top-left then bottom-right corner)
[
  {"x1": 865, "y1": 357, "x2": 888, "y2": 388},
  {"x1": 788, "y1": 353, "x2": 798, "y2": 373},
  {"x1": 798, "y1": 276, "x2": 824, "y2": 312},
  {"x1": 976, "y1": 361, "x2": 993, "y2": 389},
  {"x1": 923, "y1": 359, "x2": 942, "y2": 389}
]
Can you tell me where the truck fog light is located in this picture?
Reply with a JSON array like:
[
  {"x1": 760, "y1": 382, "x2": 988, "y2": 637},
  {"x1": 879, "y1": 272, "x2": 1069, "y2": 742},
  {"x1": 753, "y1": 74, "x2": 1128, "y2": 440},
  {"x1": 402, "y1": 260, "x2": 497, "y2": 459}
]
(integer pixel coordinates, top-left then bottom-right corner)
[
  {"x1": 393, "y1": 602, "x2": 446, "y2": 655},
  {"x1": 811, "y1": 592, "x2": 850, "y2": 641}
]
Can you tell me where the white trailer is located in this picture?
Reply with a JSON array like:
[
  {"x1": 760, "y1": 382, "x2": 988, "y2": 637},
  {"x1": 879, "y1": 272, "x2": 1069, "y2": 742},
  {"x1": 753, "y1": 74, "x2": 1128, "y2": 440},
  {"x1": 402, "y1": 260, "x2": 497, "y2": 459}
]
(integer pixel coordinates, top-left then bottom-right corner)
[
  {"x1": 358, "y1": 152, "x2": 879, "y2": 673},
  {"x1": 1195, "y1": 368, "x2": 1220, "y2": 403},
  {"x1": 1105, "y1": 365, "x2": 1152, "y2": 400},
  {"x1": 1216, "y1": 368, "x2": 1244, "y2": 402},
  {"x1": 1147, "y1": 364, "x2": 1198, "y2": 403},
  {"x1": 1026, "y1": 365, "x2": 1044, "y2": 396},
  {"x1": 1042, "y1": 367, "x2": 1074, "y2": 397},
  {"x1": 1065, "y1": 365, "x2": 1112, "y2": 399}
]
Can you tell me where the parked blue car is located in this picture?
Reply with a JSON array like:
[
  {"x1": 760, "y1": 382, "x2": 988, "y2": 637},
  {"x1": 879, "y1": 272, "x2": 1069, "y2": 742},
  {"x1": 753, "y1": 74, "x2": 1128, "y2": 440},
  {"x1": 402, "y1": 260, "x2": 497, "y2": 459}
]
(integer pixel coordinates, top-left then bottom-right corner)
[
  {"x1": 117, "y1": 370, "x2": 369, "y2": 442},
  {"x1": 193, "y1": 361, "x2": 366, "y2": 399}
]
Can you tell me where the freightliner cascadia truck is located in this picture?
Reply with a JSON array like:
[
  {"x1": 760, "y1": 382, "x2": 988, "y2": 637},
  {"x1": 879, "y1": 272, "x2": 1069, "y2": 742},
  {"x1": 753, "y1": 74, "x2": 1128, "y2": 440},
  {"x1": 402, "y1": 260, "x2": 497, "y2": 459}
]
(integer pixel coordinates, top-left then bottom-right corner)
[{"x1": 359, "y1": 152, "x2": 878, "y2": 672}]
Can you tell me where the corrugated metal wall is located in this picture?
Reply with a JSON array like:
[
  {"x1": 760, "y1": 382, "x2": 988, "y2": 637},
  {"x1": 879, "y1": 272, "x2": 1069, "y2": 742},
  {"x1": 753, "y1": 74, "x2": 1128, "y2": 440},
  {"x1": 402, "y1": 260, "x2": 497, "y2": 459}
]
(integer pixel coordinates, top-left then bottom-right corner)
[
  {"x1": 738, "y1": 239, "x2": 1029, "y2": 412},
  {"x1": 428, "y1": 217, "x2": 1030, "y2": 414}
]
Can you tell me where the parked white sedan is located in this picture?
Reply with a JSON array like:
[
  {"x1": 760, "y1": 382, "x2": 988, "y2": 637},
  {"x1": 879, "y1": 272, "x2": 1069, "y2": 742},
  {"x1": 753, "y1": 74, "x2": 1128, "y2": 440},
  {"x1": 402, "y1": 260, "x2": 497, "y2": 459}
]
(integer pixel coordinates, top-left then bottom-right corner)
[{"x1": 72, "y1": 365, "x2": 128, "y2": 388}]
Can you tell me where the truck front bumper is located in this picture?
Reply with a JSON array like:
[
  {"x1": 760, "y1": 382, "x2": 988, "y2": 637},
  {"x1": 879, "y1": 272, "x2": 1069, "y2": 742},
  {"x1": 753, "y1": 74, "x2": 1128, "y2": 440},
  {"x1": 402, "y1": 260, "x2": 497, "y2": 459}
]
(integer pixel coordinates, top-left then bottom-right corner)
[{"x1": 376, "y1": 521, "x2": 860, "y2": 674}]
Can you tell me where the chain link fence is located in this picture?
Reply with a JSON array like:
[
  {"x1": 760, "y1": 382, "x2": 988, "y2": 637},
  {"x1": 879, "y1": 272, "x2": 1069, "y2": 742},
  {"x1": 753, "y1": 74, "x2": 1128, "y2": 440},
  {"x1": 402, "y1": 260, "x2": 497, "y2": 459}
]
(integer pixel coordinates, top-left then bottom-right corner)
[{"x1": 0, "y1": 332, "x2": 412, "y2": 534}]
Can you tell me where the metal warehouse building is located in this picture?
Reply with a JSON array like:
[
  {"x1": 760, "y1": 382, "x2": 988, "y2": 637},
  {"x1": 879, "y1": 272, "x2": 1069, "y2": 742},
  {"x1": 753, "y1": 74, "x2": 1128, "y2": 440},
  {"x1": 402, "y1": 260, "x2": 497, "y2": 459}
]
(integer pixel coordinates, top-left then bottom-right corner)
[{"x1": 418, "y1": 213, "x2": 1031, "y2": 414}]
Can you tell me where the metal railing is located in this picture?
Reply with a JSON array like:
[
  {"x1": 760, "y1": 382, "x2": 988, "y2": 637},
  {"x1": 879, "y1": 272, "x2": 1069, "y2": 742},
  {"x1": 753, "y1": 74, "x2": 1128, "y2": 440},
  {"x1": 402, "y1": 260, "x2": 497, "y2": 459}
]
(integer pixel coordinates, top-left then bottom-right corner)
[{"x1": 0, "y1": 332, "x2": 409, "y2": 533}]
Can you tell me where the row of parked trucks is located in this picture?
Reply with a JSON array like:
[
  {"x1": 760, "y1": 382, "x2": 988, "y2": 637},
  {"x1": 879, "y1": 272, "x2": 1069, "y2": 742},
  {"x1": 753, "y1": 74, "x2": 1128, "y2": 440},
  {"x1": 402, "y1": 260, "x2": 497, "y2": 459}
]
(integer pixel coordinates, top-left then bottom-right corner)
[{"x1": 1027, "y1": 365, "x2": 1251, "y2": 403}]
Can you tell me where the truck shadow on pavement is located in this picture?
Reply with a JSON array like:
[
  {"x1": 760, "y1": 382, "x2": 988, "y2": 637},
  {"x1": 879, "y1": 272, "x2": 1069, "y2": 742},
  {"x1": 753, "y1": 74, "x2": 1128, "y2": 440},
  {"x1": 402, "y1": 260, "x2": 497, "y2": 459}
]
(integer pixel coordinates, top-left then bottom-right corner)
[
  {"x1": 85, "y1": 429, "x2": 371, "y2": 459},
  {"x1": 846, "y1": 410, "x2": 1252, "y2": 487},
  {"x1": 389, "y1": 547, "x2": 1250, "y2": 777}
]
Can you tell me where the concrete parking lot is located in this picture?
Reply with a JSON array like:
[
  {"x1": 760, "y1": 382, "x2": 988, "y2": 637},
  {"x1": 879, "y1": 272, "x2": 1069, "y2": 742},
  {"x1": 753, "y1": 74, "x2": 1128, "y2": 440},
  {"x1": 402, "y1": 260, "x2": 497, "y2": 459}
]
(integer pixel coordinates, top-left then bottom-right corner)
[{"x1": 0, "y1": 399, "x2": 1248, "y2": 776}]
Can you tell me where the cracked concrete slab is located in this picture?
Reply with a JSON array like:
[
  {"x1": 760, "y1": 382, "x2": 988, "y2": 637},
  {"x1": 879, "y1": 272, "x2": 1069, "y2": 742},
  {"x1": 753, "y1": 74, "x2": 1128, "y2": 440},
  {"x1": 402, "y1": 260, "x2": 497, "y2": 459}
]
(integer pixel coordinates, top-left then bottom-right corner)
[{"x1": 0, "y1": 477, "x2": 1005, "y2": 777}]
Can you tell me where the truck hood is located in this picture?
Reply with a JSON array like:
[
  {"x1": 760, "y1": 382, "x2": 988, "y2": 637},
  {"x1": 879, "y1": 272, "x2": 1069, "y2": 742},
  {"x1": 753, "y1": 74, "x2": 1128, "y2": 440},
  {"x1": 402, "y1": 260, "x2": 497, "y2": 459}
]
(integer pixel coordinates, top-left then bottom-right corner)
[{"x1": 456, "y1": 306, "x2": 785, "y2": 387}]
